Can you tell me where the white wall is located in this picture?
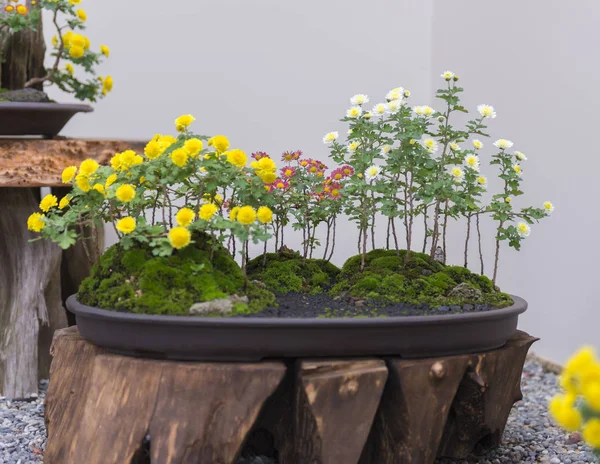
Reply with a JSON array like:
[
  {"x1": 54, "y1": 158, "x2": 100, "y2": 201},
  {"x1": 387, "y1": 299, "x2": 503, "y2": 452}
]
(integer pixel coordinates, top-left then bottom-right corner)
[
  {"x1": 43, "y1": 0, "x2": 595, "y2": 364},
  {"x1": 432, "y1": 0, "x2": 600, "y2": 364}
]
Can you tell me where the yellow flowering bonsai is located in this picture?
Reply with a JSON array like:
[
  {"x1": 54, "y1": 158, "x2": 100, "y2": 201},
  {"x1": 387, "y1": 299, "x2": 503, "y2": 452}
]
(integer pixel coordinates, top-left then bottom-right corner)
[
  {"x1": 550, "y1": 347, "x2": 600, "y2": 456},
  {"x1": 1, "y1": 0, "x2": 112, "y2": 101},
  {"x1": 28, "y1": 114, "x2": 277, "y2": 314}
]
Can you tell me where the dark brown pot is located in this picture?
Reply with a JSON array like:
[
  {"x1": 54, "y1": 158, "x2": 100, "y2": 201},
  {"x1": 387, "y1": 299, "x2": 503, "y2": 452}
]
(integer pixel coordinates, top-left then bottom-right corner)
[
  {"x1": 0, "y1": 102, "x2": 93, "y2": 138},
  {"x1": 66, "y1": 295, "x2": 527, "y2": 361}
]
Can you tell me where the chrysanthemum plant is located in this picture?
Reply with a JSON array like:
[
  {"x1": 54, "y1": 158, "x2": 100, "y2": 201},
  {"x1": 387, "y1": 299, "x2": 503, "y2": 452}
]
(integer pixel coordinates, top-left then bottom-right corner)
[
  {"x1": 550, "y1": 347, "x2": 600, "y2": 456},
  {"x1": 324, "y1": 71, "x2": 553, "y2": 283},
  {"x1": 0, "y1": 0, "x2": 112, "y2": 101},
  {"x1": 28, "y1": 115, "x2": 275, "y2": 280}
]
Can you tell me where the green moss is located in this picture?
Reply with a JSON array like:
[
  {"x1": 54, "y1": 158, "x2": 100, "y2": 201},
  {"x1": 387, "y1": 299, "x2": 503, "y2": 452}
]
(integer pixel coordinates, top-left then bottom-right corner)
[
  {"x1": 78, "y1": 235, "x2": 275, "y2": 315},
  {"x1": 330, "y1": 249, "x2": 513, "y2": 308},
  {"x1": 247, "y1": 252, "x2": 340, "y2": 294}
]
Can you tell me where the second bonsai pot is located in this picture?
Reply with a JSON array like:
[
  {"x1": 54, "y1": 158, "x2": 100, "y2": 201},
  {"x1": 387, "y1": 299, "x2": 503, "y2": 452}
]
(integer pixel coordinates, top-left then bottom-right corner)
[
  {"x1": 0, "y1": 102, "x2": 93, "y2": 138},
  {"x1": 67, "y1": 294, "x2": 527, "y2": 361}
]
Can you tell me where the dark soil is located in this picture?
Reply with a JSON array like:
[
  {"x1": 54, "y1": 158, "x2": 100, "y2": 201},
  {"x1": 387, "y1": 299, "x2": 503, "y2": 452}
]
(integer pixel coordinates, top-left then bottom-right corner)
[{"x1": 240, "y1": 291, "x2": 499, "y2": 318}]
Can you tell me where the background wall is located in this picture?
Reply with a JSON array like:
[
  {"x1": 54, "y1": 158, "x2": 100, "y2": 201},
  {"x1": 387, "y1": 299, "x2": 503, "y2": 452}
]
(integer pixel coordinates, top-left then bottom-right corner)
[{"x1": 43, "y1": 0, "x2": 596, "y2": 364}]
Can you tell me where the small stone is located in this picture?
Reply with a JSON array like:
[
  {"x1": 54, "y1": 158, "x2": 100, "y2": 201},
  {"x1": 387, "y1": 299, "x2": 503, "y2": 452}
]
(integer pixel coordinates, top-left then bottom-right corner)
[
  {"x1": 0, "y1": 88, "x2": 50, "y2": 103},
  {"x1": 189, "y1": 295, "x2": 248, "y2": 315},
  {"x1": 550, "y1": 458, "x2": 561, "y2": 464},
  {"x1": 251, "y1": 280, "x2": 266, "y2": 289},
  {"x1": 421, "y1": 269, "x2": 433, "y2": 276},
  {"x1": 447, "y1": 282, "x2": 483, "y2": 300},
  {"x1": 354, "y1": 300, "x2": 365, "y2": 308},
  {"x1": 437, "y1": 306, "x2": 450, "y2": 312},
  {"x1": 463, "y1": 304, "x2": 474, "y2": 310},
  {"x1": 565, "y1": 432, "x2": 582, "y2": 445},
  {"x1": 450, "y1": 305, "x2": 461, "y2": 311}
]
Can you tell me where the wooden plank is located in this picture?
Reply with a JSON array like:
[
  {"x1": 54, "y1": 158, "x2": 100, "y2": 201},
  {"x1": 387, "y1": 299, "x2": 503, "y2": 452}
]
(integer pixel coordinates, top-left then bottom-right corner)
[
  {"x1": 0, "y1": 188, "x2": 65, "y2": 397},
  {"x1": 0, "y1": 139, "x2": 145, "y2": 187},
  {"x1": 293, "y1": 359, "x2": 388, "y2": 464}
]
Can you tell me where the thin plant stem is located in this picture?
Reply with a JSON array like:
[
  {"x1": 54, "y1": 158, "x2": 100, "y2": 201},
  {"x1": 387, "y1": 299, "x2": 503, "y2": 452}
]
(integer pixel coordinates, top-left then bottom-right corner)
[
  {"x1": 464, "y1": 213, "x2": 471, "y2": 268},
  {"x1": 476, "y1": 213, "x2": 484, "y2": 275}
]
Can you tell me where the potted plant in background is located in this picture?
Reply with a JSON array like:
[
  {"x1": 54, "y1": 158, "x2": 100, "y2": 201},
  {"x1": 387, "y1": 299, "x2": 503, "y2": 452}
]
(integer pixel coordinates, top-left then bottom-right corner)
[
  {"x1": 28, "y1": 71, "x2": 553, "y2": 361},
  {"x1": 0, "y1": 0, "x2": 112, "y2": 137}
]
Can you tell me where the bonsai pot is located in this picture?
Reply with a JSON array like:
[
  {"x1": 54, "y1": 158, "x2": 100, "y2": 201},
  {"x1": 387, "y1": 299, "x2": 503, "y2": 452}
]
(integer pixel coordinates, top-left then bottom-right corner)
[
  {"x1": 0, "y1": 102, "x2": 93, "y2": 138},
  {"x1": 66, "y1": 294, "x2": 527, "y2": 361}
]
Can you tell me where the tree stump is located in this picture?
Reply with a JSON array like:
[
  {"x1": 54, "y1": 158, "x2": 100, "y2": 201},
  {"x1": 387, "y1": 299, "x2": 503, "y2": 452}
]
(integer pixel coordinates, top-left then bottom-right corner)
[
  {"x1": 0, "y1": 139, "x2": 144, "y2": 397},
  {"x1": 45, "y1": 328, "x2": 537, "y2": 464}
]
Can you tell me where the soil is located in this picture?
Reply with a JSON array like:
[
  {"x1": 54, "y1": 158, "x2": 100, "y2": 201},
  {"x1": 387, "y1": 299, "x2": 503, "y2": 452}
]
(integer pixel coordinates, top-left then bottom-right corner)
[{"x1": 241, "y1": 291, "x2": 499, "y2": 318}]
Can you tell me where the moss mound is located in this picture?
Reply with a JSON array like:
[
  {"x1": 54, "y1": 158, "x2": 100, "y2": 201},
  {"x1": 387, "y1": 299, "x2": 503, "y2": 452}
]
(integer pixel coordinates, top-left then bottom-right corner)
[
  {"x1": 330, "y1": 249, "x2": 513, "y2": 308},
  {"x1": 247, "y1": 250, "x2": 341, "y2": 294},
  {"x1": 78, "y1": 237, "x2": 275, "y2": 315}
]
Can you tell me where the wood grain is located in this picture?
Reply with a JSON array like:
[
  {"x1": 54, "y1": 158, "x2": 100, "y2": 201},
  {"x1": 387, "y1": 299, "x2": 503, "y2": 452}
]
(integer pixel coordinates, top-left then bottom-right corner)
[{"x1": 0, "y1": 139, "x2": 145, "y2": 187}]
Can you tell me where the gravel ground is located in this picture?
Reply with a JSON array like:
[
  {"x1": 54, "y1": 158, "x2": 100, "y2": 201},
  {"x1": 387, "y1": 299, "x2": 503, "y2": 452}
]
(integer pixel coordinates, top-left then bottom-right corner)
[{"x1": 0, "y1": 360, "x2": 596, "y2": 464}]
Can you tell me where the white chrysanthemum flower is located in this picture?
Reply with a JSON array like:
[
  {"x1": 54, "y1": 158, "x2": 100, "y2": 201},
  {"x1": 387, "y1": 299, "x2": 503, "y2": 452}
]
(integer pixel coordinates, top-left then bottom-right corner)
[
  {"x1": 472, "y1": 139, "x2": 483, "y2": 150},
  {"x1": 543, "y1": 201, "x2": 554, "y2": 214},
  {"x1": 363, "y1": 111, "x2": 373, "y2": 120},
  {"x1": 449, "y1": 166, "x2": 464, "y2": 181},
  {"x1": 365, "y1": 164, "x2": 381, "y2": 182},
  {"x1": 413, "y1": 106, "x2": 424, "y2": 115},
  {"x1": 420, "y1": 137, "x2": 439, "y2": 153},
  {"x1": 463, "y1": 154, "x2": 480, "y2": 169},
  {"x1": 517, "y1": 222, "x2": 531, "y2": 237},
  {"x1": 514, "y1": 151, "x2": 527, "y2": 161},
  {"x1": 477, "y1": 104, "x2": 497, "y2": 119},
  {"x1": 347, "y1": 141, "x2": 360, "y2": 152},
  {"x1": 513, "y1": 164, "x2": 523, "y2": 176},
  {"x1": 494, "y1": 139, "x2": 514, "y2": 150},
  {"x1": 322, "y1": 131, "x2": 339, "y2": 144},
  {"x1": 350, "y1": 94, "x2": 369, "y2": 106},
  {"x1": 450, "y1": 142, "x2": 460, "y2": 152},
  {"x1": 386, "y1": 100, "x2": 402, "y2": 114},
  {"x1": 380, "y1": 145, "x2": 392, "y2": 156},
  {"x1": 441, "y1": 70, "x2": 455, "y2": 80},
  {"x1": 422, "y1": 106, "x2": 435, "y2": 117},
  {"x1": 346, "y1": 106, "x2": 362, "y2": 119},
  {"x1": 476, "y1": 175, "x2": 487, "y2": 187},
  {"x1": 386, "y1": 87, "x2": 404, "y2": 102},
  {"x1": 347, "y1": 129, "x2": 353, "y2": 135},
  {"x1": 372, "y1": 103, "x2": 387, "y2": 116}
]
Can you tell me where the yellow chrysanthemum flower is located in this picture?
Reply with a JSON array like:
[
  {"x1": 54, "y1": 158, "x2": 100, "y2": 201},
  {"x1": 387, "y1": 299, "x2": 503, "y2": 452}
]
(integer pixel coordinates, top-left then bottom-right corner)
[
  {"x1": 69, "y1": 0, "x2": 81, "y2": 4},
  {"x1": 69, "y1": 46, "x2": 84, "y2": 59},
  {"x1": 257, "y1": 206, "x2": 273, "y2": 224},
  {"x1": 260, "y1": 171, "x2": 277, "y2": 184},
  {"x1": 62, "y1": 31, "x2": 73, "y2": 47},
  {"x1": 199, "y1": 203, "x2": 218, "y2": 221},
  {"x1": 168, "y1": 226, "x2": 191, "y2": 249},
  {"x1": 51, "y1": 35, "x2": 58, "y2": 48},
  {"x1": 15, "y1": 4, "x2": 27, "y2": 15},
  {"x1": 110, "y1": 152, "x2": 122, "y2": 171},
  {"x1": 176, "y1": 207, "x2": 195, "y2": 227},
  {"x1": 119, "y1": 150, "x2": 143, "y2": 169},
  {"x1": 175, "y1": 114, "x2": 195, "y2": 132},
  {"x1": 115, "y1": 184, "x2": 136, "y2": 202},
  {"x1": 229, "y1": 206, "x2": 240, "y2": 221},
  {"x1": 103, "y1": 76, "x2": 113, "y2": 93},
  {"x1": 27, "y1": 213, "x2": 45, "y2": 232},
  {"x1": 75, "y1": 174, "x2": 91, "y2": 192},
  {"x1": 39, "y1": 194, "x2": 58, "y2": 212},
  {"x1": 100, "y1": 44, "x2": 110, "y2": 57},
  {"x1": 79, "y1": 159, "x2": 99, "y2": 176},
  {"x1": 59, "y1": 195, "x2": 71, "y2": 210},
  {"x1": 171, "y1": 148, "x2": 188, "y2": 168},
  {"x1": 583, "y1": 418, "x2": 600, "y2": 449},
  {"x1": 77, "y1": 9, "x2": 86, "y2": 21},
  {"x1": 93, "y1": 184, "x2": 106, "y2": 195},
  {"x1": 582, "y1": 381, "x2": 600, "y2": 411},
  {"x1": 225, "y1": 149, "x2": 247, "y2": 168},
  {"x1": 105, "y1": 173, "x2": 118, "y2": 188},
  {"x1": 70, "y1": 34, "x2": 85, "y2": 48},
  {"x1": 549, "y1": 394, "x2": 582, "y2": 431},
  {"x1": 61, "y1": 165, "x2": 77, "y2": 184},
  {"x1": 116, "y1": 217, "x2": 136, "y2": 234},
  {"x1": 144, "y1": 140, "x2": 163, "y2": 160},
  {"x1": 237, "y1": 206, "x2": 256, "y2": 225},
  {"x1": 65, "y1": 63, "x2": 75, "y2": 76},
  {"x1": 184, "y1": 138, "x2": 203, "y2": 157},
  {"x1": 207, "y1": 135, "x2": 230, "y2": 153}
]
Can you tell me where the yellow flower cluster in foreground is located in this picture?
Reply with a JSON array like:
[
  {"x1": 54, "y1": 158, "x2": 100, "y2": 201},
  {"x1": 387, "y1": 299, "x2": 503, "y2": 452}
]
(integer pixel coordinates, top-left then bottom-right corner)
[{"x1": 549, "y1": 347, "x2": 600, "y2": 450}]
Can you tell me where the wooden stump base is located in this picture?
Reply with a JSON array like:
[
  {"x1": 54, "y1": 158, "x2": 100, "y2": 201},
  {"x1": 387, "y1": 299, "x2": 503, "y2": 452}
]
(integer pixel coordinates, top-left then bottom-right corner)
[{"x1": 45, "y1": 328, "x2": 537, "y2": 464}]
